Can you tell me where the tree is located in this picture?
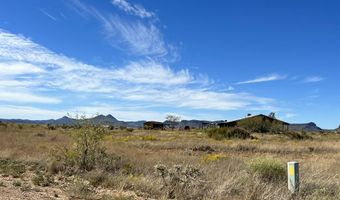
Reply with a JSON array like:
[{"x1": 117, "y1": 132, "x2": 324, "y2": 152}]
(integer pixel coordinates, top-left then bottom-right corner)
[
  {"x1": 51, "y1": 114, "x2": 107, "y2": 171},
  {"x1": 165, "y1": 114, "x2": 181, "y2": 130},
  {"x1": 269, "y1": 112, "x2": 276, "y2": 119},
  {"x1": 73, "y1": 119, "x2": 106, "y2": 170}
]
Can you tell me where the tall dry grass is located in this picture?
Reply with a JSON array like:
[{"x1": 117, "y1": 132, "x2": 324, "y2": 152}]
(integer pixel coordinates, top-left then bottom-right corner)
[{"x1": 0, "y1": 124, "x2": 339, "y2": 199}]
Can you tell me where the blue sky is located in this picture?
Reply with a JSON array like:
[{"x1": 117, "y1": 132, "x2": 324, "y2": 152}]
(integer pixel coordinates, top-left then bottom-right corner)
[{"x1": 0, "y1": 0, "x2": 339, "y2": 128}]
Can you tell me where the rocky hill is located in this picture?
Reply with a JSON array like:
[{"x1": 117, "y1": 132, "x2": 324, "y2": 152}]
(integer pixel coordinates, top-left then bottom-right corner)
[{"x1": 289, "y1": 122, "x2": 323, "y2": 132}]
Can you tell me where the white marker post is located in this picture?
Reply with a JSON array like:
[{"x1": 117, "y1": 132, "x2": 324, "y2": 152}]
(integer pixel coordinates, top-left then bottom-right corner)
[{"x1": 287, "y1": 161, "x2": 299, "y2": 193}]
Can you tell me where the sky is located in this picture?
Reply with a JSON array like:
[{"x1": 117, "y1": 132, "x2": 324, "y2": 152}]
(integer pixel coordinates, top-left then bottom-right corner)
[{"x1": 0, "y1": 0, "x2": 339, "y2": 128}]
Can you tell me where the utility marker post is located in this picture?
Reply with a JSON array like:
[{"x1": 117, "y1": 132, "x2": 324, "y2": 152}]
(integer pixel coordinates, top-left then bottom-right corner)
[{"x1": 287, "y1": 161, "x2": 299, "y2": 193}]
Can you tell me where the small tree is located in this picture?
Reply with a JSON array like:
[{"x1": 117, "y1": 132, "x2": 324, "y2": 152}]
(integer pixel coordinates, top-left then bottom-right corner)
[
  {"x1": 50, "y1": 114, "x2": 107, "y2": 172},
  {"x1": 165, "y1": 114, "x2": 181, "y2": 130},
  {"x1": 71, "y1": 116, "x2": 107, "y2": 171}
]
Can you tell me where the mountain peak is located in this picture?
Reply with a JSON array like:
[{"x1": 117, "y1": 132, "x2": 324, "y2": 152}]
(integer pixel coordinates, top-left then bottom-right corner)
[
  {"x1": 60, "y1": 116, "x2": 70, "y2": 120},
  {"x1": 91, "y1": 114, "x2": 118, "y2": 123},
  {"x1": 106, "y1": 114, "x2": 115, "y2": 119},
  {"x1": 307, "y1": 122, "x2": 317, "y2": 126}
]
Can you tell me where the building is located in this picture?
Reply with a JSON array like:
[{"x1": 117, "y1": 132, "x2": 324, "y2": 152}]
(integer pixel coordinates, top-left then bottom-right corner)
[
  {"x1": 143, "y1": 121, "x2": 164, "y2": 130},
  {"x1": 218, "y1": 114, "x2": 289, "y2": 132}
]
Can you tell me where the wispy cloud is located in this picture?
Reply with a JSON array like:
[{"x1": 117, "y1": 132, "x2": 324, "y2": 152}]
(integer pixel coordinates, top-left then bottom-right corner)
[
  {"x1": 0, "y1": 29, "x2": 277, "y2": 115},
  {"x1": 303, "y1": 76, "x2": 324, "y2": 83},
  {"x1": 103, "y1": 16, "x2": 167, "y2": 56},
  {"x1": 237, "y1": 74, "x2": 286, "y2": 85},
  {"x1": 39, "y1": 9, "x2": 57, "y2": 21},
  {"x1": 69, "y1": 0, "x2": 167, "y2": 57},
  {"x1": 0, "y1": 105, "x2": 64, "y2": 120},
  {"x1": 113, "y1": 61, "x2": 192, "y2": 85},
  {"x1": 111, "y1": 0, "x2": 155, "y2": 18},
  {"x1": 0, "y1": 91, "x2": 61, "y2": 104},
  {"x1": 0, "y1": 62, "x2": 45, "y2": 75}
]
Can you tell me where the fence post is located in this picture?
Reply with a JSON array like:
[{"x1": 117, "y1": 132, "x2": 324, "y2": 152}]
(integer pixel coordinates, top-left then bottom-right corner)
[{"x1": 287, "y1": 161, "x2": 299, "y2": 193}]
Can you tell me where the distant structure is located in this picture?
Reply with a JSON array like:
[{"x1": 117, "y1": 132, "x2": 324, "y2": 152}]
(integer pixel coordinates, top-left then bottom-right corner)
[
  {"x1": 143, "y1": 121, "x2": 164, "y2": 130},
  {"x1": 218, "y1": 114, "x2": 289, "y2": 131}
]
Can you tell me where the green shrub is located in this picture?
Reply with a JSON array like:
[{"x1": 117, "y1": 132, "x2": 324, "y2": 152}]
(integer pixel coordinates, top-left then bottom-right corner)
[
  {"x1": 207, "y1": 127, "x2": 251, "y2": 140},
  {"x1": 47, "y1": 124, "x2": 56, "y2": 130},
  {"x1": 84, "y1": 170, "x2": 108, "y2": 187},
  {"x1": 141, "y1": 135, "x2": 157, "y2": 141},
  {"x1": 284, "y1": 131, "x2": 313, "y2": 140},
  {"x1": 0, "y1": 121, "x2": 7, "y2": 129},
  {"x1": 17, "y1": 124, "x2": 23, "y2": 129},
  {"x1": 0, "y1": 158, "x2": 26, "y2": 178},
  {"x1": 31, "y1": 173, "x2": 53, "y2": 187},
  {"x1": 69, "y1": 179, "x2": 93, "y2": 200},
  {"x1": 154, "y1": 163, "x2": 206, "y2": 199},
  {"x1": 13, "y1": 180, "x2": 22, "y2": 187},
  {"x1": 49, "y1": 118, "x2": 107, "y2": 172},
  {"x1": 246, "y1": 158, "x2": 286, "y2": 182}
]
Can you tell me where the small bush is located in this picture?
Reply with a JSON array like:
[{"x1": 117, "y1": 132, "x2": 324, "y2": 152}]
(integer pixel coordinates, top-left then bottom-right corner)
[
  {"x1": 0, "y1": 158, "x2": 26, "y2": 178},
  {"x1": 0, "y1": 121, "x2": 7, "y2": 129},
  {"x1": 31, "y1": 173, "x2": 53, "y2": 187},
  {"x1": 207, "y1": 127, "x2": 251, "y2": 140},
  {"x1": 284, "y1": 131, "x2": 313, "y2": 140},
  {"x1": 84, "y1": 170, "x2": 108, "y2": 187},
  {"x1": 200, "y1": 153, "x2": 227, "y2": 162},
  {"x1": 17, "y1": 124, "x2": 23, "y2": 129},
  {"x1": 35, "y1": 132, "x2": 46, "y2": 137},
  {"x1": 13, "y1": 180, "x2": 22, "y2": 187},
  {"x1": 0, "y1": 181, "x2": 5, "y2": 187},
  {"x1": 141, "y1": 135, "x2": 157, "y2": 141},
  {"x1": 246, "y1": 158, "x2": 286, "y2": 182},
  {"x1": 126, "y1": 128, "x2": 134, "y2": 132},
  {"x1": 154, "y1": 163, "x2": 207, "y2": 199},
  {"x1": 192, "y1": 145, "x2": 215, "y2": 153},
  {"x1": 69, "y1": 179, "x2": 93, "y2": 200},
  {"x1": 49, "y1": 120, "x2": 107, "y2": 172},
  {"x1": 235, "y1": 144, "x2": 257, "y2": 152},
  {"x1": 47, "y1": 124, "x2": 57, "y2": 130}
]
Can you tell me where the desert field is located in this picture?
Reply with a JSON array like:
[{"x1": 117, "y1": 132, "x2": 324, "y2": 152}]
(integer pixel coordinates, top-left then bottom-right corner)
[{"x1": 0, "y1": 123, "x2": 339, "y2": 200}]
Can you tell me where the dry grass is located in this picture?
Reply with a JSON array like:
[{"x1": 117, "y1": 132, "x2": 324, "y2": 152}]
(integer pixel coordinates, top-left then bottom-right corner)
[{"x1": 0, "y1": 124, "x2": 340, "y2": 199}]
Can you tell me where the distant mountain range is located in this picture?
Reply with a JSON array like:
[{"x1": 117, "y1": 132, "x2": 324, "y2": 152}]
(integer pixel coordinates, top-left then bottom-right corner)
[
  {"x1": 0, "y1": 114, "x2": 145, "y2": 128},
  {"x1": 0, "y1": 115, "x2": 337, "y2": 132},
  {"x1": 0, "y1": 115, "x2": 222, "y2": 129}
]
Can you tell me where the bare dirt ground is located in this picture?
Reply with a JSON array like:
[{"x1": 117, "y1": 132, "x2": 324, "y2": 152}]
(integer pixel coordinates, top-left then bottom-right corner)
[
  {"x1": 0, "y1": 172, "x2": 147, "y2": 200},
  {"x1": 0, "y1": 173, "x2": 67, "y2": 200}
]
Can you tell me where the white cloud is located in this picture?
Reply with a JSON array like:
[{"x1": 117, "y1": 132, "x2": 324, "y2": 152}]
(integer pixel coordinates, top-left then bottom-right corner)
[
  {"x1": 0, "y1": 105, "x2": 64, "y2": 120},
  {"x1": 0, "y1": 62, "x2": 45, "y2": 76},
  {"x1": 303, "y1": 76, "x2": 324, "y2": 83},
  {"x1": 118, "y1": 87, "x2": 273, "y2": 111},
  {"x1": 0, "y1": 90, "x2": 61, "y2": 104},
  {"x1": 74, "y1": 104, "x2": 164, "y2": 121},
  {"x1": 0, "y1": 29, "x2": 278, "y2": 118},
  {"x1": 111, "y1": 0, "x2": 155, "y2": 18},
  {"x1": 70, "y1": 0, "x2": 167, "y2": 57},
  {"x1": 113, "y1": 61, "x2": 191, "y2": 85},
  {"x1": 103, "y1": 16, "x2": 167, "y2": 56},
  {"x1": 237, "y1": 74, "x2": 286, "y2": 84}
]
